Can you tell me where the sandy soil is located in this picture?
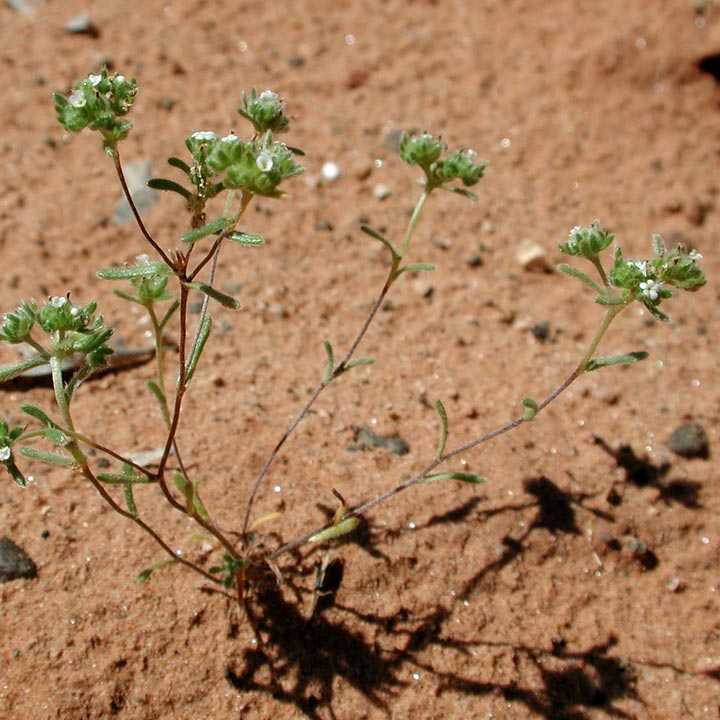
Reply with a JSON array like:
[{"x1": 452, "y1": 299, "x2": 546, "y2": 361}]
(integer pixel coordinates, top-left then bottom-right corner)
[{"x1": 1, "y1": 1, "x2": 719, "y2": 718}]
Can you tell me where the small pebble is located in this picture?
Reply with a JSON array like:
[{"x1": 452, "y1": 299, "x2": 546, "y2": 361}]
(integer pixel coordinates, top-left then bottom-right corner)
[
  {"x1": 64, "y1": 13, "x2": 99, "y2": 37},
  {"x1": 373, "y1": 183, "x2": 391, "y2": 200},
  {"x1": 321, "y1": 161, "x2": 341, "y2": 182},
  {"x1": 0, "y1": 537, "x2": 37, "y2": 583},
  {"x1": 465, "y1": 253, "x2": 484, "y2": 268},
  {"x1": 516, "y1": 241, "x2": 551, "y2": 272},
  {"x1": 668, "y1": 422, "x2": 709, "y2": 459},
  {"x1": 667, "y1": 576, "x2": 684, "y2": 593},
  {"x1": 413, "y1": 280, "x2": 434, "y2": 299},
  {"x1": 112, "y1": 160, "x2": 158, "y2": 225}
]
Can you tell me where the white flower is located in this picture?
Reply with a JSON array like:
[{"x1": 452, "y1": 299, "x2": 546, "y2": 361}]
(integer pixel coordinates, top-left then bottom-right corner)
[
  {"x1": 258, "y1": 90, "x2": 279, "y2": 102},
  {"x1": 191, "y1": 131, "x2": 217, "y2": 141},
  {"x1": 632, "y1": 260, "x2": 649, "y2": 276},
  {"x1": 256, "y1": 151, "x2": 274, "y2": 172},
  {"x1": 49, "y1": 296, "x2": 68, "y2": 308},
  {"x1": 69, "y1": 89, "x2": 87, "y2": 108},
  {"x1": 136, "y1": 253, "x2": 151, "y2": 264},
  {"x1": 689, "y1": 249, "x2": 703, "y2": 261},
  {"x1": 221, "y1": 133, "x2": 238, "y2": 143},
  {"x1": 88, "y1": 74, "x2": 102, "y2": 86},
  {"x1": 0, "y1": 446, "x2": 11, "y2": 462},
  {"x1": 639, "y1": 278, "x2": 663, "y2": 301}
]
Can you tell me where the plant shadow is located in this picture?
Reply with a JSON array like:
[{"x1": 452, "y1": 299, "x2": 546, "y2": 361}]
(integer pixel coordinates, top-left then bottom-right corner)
[
  {"x1": 225, "y1": 475, "x2": 712, "y2": 719},
  {"x1": 593, "y1": 435, "x2": 702, "y2": 508}
]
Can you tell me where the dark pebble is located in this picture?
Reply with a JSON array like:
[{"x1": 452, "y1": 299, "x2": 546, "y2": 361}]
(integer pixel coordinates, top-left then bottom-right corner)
[
  {"x1": 0, "y1": 537, "x2": 37, "y2": 583},
  {"x1": 668, "y1": 422, "x2": 710, "y2": 459}
]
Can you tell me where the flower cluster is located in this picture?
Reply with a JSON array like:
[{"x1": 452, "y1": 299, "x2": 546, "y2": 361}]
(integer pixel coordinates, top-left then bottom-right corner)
[
  {"x1": 237, "y1": 88, "x2": 289, "y2": 135},
  {"x1": 609, "y1": 238, "x2": 705, "y2": 320},
  {"x1": 398, "y1": 132, "x2": 487, "y2": 189},
  {"x1": 185, "y1": 130, "x2": 303, "y2": 199},
  {"x1": 1, "y1": 296, "x2": 113, "y2": 367},
  {"x1": 559, "y1": 221, "x2": 614, "y2": 259},
  {"x1": 53, "y1": 69, "x2": 138, "y2": 144}
]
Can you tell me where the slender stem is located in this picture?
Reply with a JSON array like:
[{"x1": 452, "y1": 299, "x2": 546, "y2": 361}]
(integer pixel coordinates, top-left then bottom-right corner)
[
  {"x1": 242, "y1": 188, "x2": 434, "y2": 535},
  {"x1": 269, "y1": 305, "x2": 626, "y2": 560},
  {"x1": 47, "y1": 356, "x2": 220, "y2": 583},
  {"x1": 50, "y1": 356, "x2": 75, "y2": 433},
  {"x1": 399, "y1": 187, "x2": 430, "y2": 257},
  {"x1": 112, "y1": 149, "x2": 174, "y2": 267}
]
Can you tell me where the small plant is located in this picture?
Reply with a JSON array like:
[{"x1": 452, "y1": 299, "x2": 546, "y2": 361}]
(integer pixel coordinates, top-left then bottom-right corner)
[{"x1": 0, "y1": 69, "x2": 706, "y2": 610}]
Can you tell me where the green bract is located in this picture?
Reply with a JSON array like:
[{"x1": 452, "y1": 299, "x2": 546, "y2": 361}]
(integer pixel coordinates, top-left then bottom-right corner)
[
  {"x1": 53, "y1": 68, "x2": 137, "y2": 143},
  {"x1": 222, "y1": 133, "x2": 304, "y2": 197},
  {"x1": 398, "y1": 132, "x2": 487, "y2": 192},
  {"x1": 0, "y1": 300, "x2": 37, "y2": 344},
  {"x1": 237, "y1": 88, "x2": 289, "y2": 134},
  {"x1": 399, "y1": 132, "x2": 446, "y2": 168},
  {"x1": 559, "y1": 220, "x2": 614, "y2": 259}
]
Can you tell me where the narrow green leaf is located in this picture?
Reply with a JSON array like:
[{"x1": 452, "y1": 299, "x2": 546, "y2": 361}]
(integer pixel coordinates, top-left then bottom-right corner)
[
  {"x1": 20, "y1": 404, "x2": 55, "y2": 427},
  {"x1": 522, "y1": 397, "x2": 539, "y2": 421},
  {"x1": 183, "y1": 282, "x2": 241, "y2": 309},
  {"x1": 321, "y1": 340, "x2": 334, "y2": 386},
  {"x1": 97, "y1": 472, "x2": 155, "y2": 484},
  {"x1": 652, "y1": 233, "x2": 666, "y2": 256},
  {"x1": 123, "y1": 482, "x2": 138, "y2": 517},
  {"x1": 137, "y1": 559, "x2": 177, "y2": 584},
  {"x1": 595, "y1": 293, "x2": 626, "y2": 306},
  {"x1": 145, "y1": 379, "x2": 169, "y2": 425},
  {"x1": 191, "y1": 480, "x2": 211, "y2": 522},
  {"x1": 147, "y1": 178, "x2": 192, "y2": 200},
  {"x1": 158, "y1": 299, "x2": 180, "y2": 331},
  {"x1": 5, "y1": 459, "x2": 26, "y2": 487},
  {"x1": 435, "y1": 399, "x2": 448, "y2": 459},
  {"x1": 18, "y1": 447, "x2": 75, "y2": 467},
  {"x1": 167, "y1": 156, "x2": 191, "y2": 174},
  {"x1": 557, "y1": 264, "x2": 604, "y2": 294},
  {"x1": 442, "y1": 185, "x2": 478, "y2": 202},
  {"x1": 40, "y1": 427, "x2": 70, "y2": 446},
  {"x1": 397, "y1": 262, "x2": 436, "y2": 276},
  {"x1": 185, "y1": 314, "x2": 212, "y2": 386},
  {"x1": 586, "y1": 352, "x2": 649, "y2": 372},
  {"x1": 227, "y1": 231, "x2": 264, "y2": 246},
  {"x1": 0, "y1": 356, "x2": 49, "y2": 382},
  {"x1": 343, "y1": 357, "x2": 375, "y2": 370},
  {"x1": 360, "y1": 225, "x2": 400, "y2": 260},
  {"x1": 180, "y1": 217, "x2": 233, "y2": 244},
  {"x1": 97, "y1": 262, "x2": 172, "y2": 280},
  {"x1": 308, "y1": 517, "x2": 360, "y2": 544},
  {"x1": 172, "y1": 470, "x2": 194, "y2": 509},
  {"x1": 421, "y1": 472, "x2": 485, "y2": 484}
]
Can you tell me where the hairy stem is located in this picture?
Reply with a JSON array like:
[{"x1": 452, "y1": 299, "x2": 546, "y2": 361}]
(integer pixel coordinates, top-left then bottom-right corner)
[
  {"x1": 241, "y1": 188, "x2": 434, "y2": 536},
  {"x1": 269, "y1": 304, "x2": 626, "y2": 559}
]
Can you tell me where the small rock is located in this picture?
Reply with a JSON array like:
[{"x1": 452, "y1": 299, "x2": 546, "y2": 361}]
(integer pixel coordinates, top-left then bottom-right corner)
[
  {"x1": 321, "y1": 161, "x2": 341, "y2": 182},
  {"x1": 413, "y1": 280, "x2": 434, "y2": 299},
  {"x1": 627, "y1": 537, "x2": 648, "y2": 556},
  {"x1": 372, "y1": 183, "x2": 391, "y2": 200},
  {"x1": 6, "y1": 0, "x2": 36, "y2": 15},
  {"x1": 668, "y1": 422, "x2": 710, "y2": 459},
  {"x1": 531, "y1": 321, "x2": 551, "y2": 342},
  {"x1": 667, "y1": 576, "x2": 684, "y2": 593},
  {"x1": 465, "y1": 253, "x2": 484, "y2": 268},
  {"x1": 347, "y1": 425, "x2": 410, "y2": 456},
  {"x1": 517, "y1": 241, "x2": 551, "y2": 272},
  {"x1": 112, "y1": 160, "x2": 158, "y2": 225},
  {"x1": 0, "y1": 537, "x2": 37, "y2": 583},
  {"x1": 64, "y1": 13, "x2": 100, "y2": 37}
]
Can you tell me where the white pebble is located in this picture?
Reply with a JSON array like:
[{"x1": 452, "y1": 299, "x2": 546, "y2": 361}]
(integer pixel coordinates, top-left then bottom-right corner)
[{"x1": 321, "y1": 161, "x2": 341, "y2": 181}]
